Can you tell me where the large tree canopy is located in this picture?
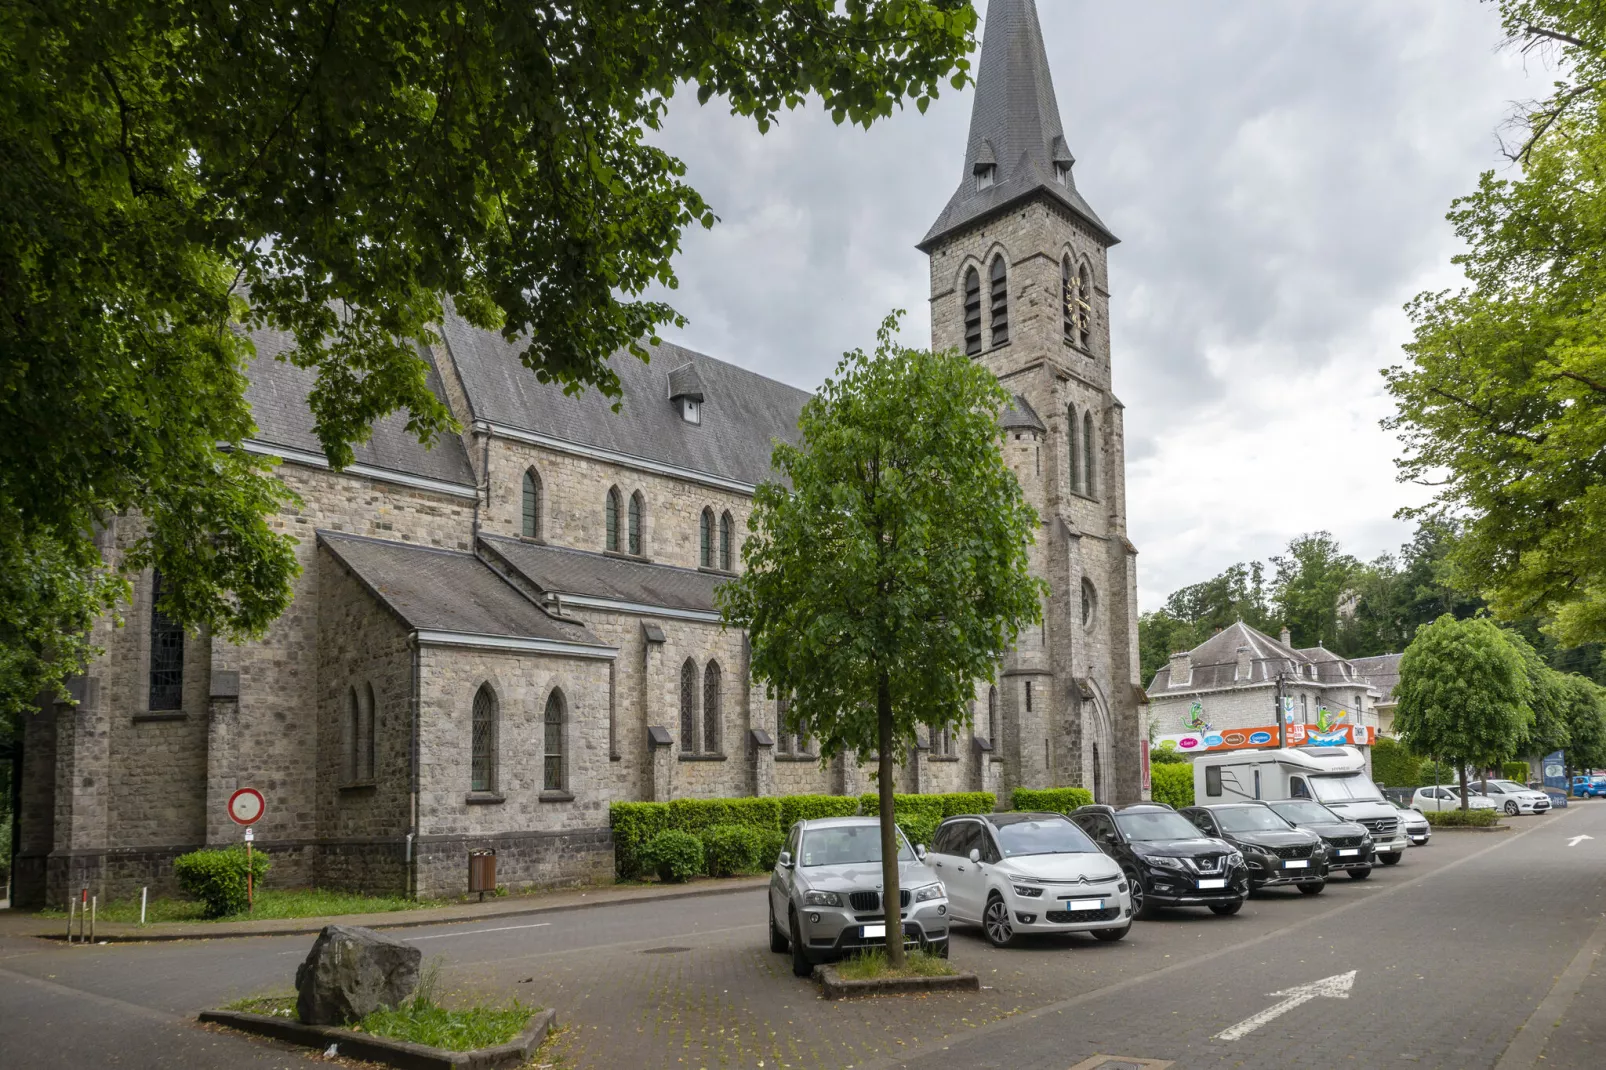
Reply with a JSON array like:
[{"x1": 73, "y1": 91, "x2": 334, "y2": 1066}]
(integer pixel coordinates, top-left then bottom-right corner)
[
  {"x1": 719, "y1": 313, "x2": 1043, "y2": 962},
  {"x1": 1385, "y1": 2, "x2": 1606, "y2": 647},
  {"x1": 0, "y1": 0, "x2": 978, "y2": 723}
]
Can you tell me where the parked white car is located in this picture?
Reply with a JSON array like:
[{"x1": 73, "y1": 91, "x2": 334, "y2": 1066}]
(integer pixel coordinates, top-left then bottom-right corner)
[
  {"x1": 1410, "y1": 786, "x2": 1497, "y2": 812},
  {"x1": 1393, "y1": 801, "x2": 1431, "y2": 845},
  {"x1": 928, "y1": 812, "x2": 1132, "y2": 947},
  {"x1": 1474, "y1": 779, "x2": 1552, "y2": 815}
]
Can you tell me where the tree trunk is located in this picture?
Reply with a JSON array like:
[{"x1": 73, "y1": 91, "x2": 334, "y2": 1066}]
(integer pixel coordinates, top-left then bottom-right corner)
[
  {"x1": 876, "y1": 672, "x2": 904, "y2": 969},
  {"x1": 1458, "y1": 764, "x2": 1469, "y2": 812}
]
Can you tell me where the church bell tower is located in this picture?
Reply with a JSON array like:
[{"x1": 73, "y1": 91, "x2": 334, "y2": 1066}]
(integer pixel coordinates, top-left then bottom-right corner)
[{"x1": 921, "y1": 0, "x2": 1144, "y2": 803}]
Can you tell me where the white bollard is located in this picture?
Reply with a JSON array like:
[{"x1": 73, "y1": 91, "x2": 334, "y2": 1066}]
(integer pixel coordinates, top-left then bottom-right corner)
[{"x1": 140, "y1": 887, "x2": 147, "y2": 926}]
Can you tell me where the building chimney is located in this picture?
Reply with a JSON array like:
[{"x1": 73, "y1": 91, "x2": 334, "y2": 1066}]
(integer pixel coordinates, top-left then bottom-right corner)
[
  {"x1": 1279, "y1": 625, "x2": 1292, "y2": 647},
  {"x1": 1167, "y1": 651, "x2": 1192, "y2": 687},
  {"x1": 1235, "y1": 645, "x2": 1253, "y2": 683}
]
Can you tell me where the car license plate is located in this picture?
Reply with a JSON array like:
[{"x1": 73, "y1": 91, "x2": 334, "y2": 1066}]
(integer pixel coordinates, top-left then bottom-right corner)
[
  {"x1": 861, "y1": 923, "x2": 886, "y2": 939},
  {"x1": 1337, "y1": 849, "x2": 1359, "y2": 857},
  {"x1": 1285, "y1": 859, "x2": 1309, "y2": 869},
  {"x1": 1197, "y1": 878, "x2": 1227, "y2": 889},
  {"x1": 1063, "y1": 899, "x2": 1104, "y2": 911}
]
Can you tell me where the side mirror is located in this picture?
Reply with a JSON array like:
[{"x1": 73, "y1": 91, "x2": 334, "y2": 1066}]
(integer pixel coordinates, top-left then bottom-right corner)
[
  {"x1": 914, "y1": 844, "x2": 927, "y2": 861},
  {"x1": 968, "y1": 848, "x2": 981, "y2": 864},
  {"x1": 777, "y1": 850, "x2": 792, "y2": 869}
]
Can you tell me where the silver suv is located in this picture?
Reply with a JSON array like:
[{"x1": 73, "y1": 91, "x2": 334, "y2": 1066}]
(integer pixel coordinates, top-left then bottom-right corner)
[{"x1": 767, "y1": 817, "x2": 950, "y2": 977}]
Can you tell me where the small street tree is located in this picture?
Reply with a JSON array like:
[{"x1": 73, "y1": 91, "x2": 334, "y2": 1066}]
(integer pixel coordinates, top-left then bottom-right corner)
[
  {"x1": 719, "y1": 314, "x2": 1044, "y2": 966},
  {"x1": 1394, "y1": 616, "x2": 1533, "y2": 809}
]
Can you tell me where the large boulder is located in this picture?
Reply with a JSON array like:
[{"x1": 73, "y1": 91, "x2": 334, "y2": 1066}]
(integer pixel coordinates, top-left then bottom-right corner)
[{"x1": 294, "y1": 925, "x2": 421, "y2": 1025}]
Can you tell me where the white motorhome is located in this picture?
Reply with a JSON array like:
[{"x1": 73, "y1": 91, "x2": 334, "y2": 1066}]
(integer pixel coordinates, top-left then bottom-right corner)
[{"x1": 1192, "y1": 746, "x2": 1410, "y2": 864}]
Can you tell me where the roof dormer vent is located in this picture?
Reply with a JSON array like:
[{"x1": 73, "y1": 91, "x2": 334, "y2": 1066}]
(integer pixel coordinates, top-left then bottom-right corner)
[{"x1": 668, "y1": 362, "x2": 705, "y2": 425}]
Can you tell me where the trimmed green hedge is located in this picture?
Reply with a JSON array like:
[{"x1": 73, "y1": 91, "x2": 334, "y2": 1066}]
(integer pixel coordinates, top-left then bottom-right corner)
[
  {"x1": 610, "y1": 802, "x2": 672, "y2": 880},
  {"x1": 666, "y1": 797, "x2": 780, "y2": 836},
  {"x1": 1422, "y1": 808, "x2": 1500, "y2": 827},
  {"x1": 700, "y1": 825, "x2": 764, "y2": 877},
  {"x1": 778, "y1": 794, "x2": 861, "y2": 827},
  {"x1": 173, "y1": 845, "x2": 272, "y2": 918},
  {"x1": 1011, "y1": 787, "x2": 1094, "y2": 814},
  {"x1": 1150, "y1": 764, "x2": 1194, "y2": 808}
]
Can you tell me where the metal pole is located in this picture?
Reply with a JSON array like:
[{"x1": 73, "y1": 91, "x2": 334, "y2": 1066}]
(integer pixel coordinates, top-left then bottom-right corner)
[
  {"x1": 67, "y1": 897, "x2": 74, "y2": 944},
  {"x1": 140, "y1": 887, "x2": 147, "y2": 926},
  {"x1": 90, "y1": 896, "x2": 95, "y2": 943},
  {"x1": 78, "y1": 887, "x2": 86, "y2": 943},
  {"x1": 1276, "y1": 673, "x2": 1287, "y2": 750},
  {"x1": 245, "y1": 826, "x2": 254, "y2": 913}
]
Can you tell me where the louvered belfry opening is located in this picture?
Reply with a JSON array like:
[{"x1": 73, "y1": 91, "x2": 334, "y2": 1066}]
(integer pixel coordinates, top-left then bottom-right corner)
[
  {"x1": 963, "y1": 268, "x2": 983, "y2": 355},
  {"x1": 989, "y1": 256, "x2": 1009, "y2": 346},
  {"x1": 147, "y1": 571, "x2": 184, "y2": 711},
  {"x1": 471, "y1": 684, "x2": 496, "y2": 792},
  {"x1": 680, "y1": 659, "x2": 699, "y2": 752},
  {"x1": 543, "y1": 689, "x2": 565, "y2": 791},
  {"x1": 1062, "y1": 258, "x2": 1076, "y2": 344},
  {"x1": 1077, "y1": 263, "x2": 1093, "y2": 349}
]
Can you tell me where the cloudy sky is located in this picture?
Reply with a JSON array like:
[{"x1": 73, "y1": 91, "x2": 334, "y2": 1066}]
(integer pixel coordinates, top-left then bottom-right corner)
[{"x1": 643, "y1": 0, "x2": 1548, "y2": 609}]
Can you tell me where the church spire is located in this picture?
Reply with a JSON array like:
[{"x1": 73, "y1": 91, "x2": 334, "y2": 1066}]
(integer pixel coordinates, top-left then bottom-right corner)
[{"x1": 918, "y1": 0, "x2": 1115, "y2": 251}]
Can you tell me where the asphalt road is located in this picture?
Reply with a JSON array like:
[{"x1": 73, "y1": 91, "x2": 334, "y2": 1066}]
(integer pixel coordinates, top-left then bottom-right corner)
[{"x1": 1, "y1": 803, "x2": 1602, "y2": 1069}]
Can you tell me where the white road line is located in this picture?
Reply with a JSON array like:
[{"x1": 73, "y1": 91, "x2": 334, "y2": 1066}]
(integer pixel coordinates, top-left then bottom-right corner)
[
  {"x1": 1568, "y1": 834, "x2": 1593, "y2": 847},
  {"x1": 1212, "y1": 971, "x2": 1356, "y2": 1042},
  {"x1": 402, "y1": 922, "x2": 553, "y2": 941}
]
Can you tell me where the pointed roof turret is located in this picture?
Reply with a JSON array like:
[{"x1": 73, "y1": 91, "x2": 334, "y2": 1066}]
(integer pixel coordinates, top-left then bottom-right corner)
[{"x1": 919, "y1": 0, "x2": 1116, "y2": 251}]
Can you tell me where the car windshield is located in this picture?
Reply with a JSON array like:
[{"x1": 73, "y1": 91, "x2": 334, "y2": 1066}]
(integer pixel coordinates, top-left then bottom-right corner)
[
  {"x1": 1115, "y1": 811, "x2": 1204, "y2": 842},
  {"x1": 1213, "y1": 806, "x2": 1294, "y2": 833},
  {"x1": 1269, "y1": 800, "x2": 1339, "y2": 825},
  {"x1": 1488, "y1": 780, "x2": 1526, "y2": 792},
  {"x1": 798, "y1": 825, "x2": 913, "y2": 868},
  {"x1": 1309, "y1": 773, "x2": 1385, "y2": 804},
  {"x1": 995, "y1": 818, "x2": 1098, "y2": 857}
]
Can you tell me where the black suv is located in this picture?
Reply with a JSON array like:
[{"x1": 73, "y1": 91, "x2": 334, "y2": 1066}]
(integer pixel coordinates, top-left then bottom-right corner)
[
  {"x1": 1180, "y1": 803, "x2": 1329, "y2": 895},
  {"x1": 1070, "y1": 803, "x2": 1249, "y2": 918},
  {"x1": 1265, "y1": 799, "x2": 1376, "y2": 881}
]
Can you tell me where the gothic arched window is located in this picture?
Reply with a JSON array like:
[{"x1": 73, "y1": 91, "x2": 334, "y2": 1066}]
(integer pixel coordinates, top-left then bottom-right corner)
[
  {"x1": 719, "y1": 512, "x2": 734, "y2": 571},
  {"x1": 628, "y1": 491, "x2": 644, "y2": 555},
  {"x1": 543, "y1": 689, "x2": 567, "y2": 792},
  {"x1": 703, "y1": 661, "x2": 723, "y2": 754},
  {"x1": 148, "y1": 571, "x2": 184, "y2": 711},
  {"x1": 1082, "y1": 578, "x2": 1098, "y2": 628},
  {"x1": 776, "y1": 693, "x2": 793, "y2": 756},
  {"x1": 987, "y1": 686, "x2": 999, "y2": 746},
  {"x1": 521, "y1": 469, "x2": 541, "y2": 538},
  {"x1": 345, "y1": 686, "x2": 361, "y2": 782},
  {"x1": 605, "y1": 487, "x2": 622, "y2": 552},
  {"x1": 989, "y1": 255, "x2": 1009, "y2": 347},
  {"x1": 361, "y1": 682, "x2": 376, "y2": 781},
  {"x1": 1067, "y1": 404, "x2": 1081, "y2": 495},
  {"x1": 963, "y1": 268, "x2": 983, "y2": 356},
  {"x1": 1082, "y1": 411, "x2": 1096, "y2": 497},
  {"x1": 470, "y1": 684, "x2": 497, "y2": 792},
  {"x1": 699, "y1": 508, "x2": 714, "y2": 568},
  {"x1": 680, "y1": 659, "x2": 699, "y2": 752}
]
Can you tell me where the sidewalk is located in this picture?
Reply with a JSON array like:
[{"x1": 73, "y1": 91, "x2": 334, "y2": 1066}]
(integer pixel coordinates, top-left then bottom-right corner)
[{"x1": 0, "y1": 874, "x2": 769, "y2": 944}]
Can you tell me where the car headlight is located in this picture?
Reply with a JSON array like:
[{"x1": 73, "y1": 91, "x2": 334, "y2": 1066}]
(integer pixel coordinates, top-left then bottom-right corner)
[
  {"x1": 802, "y1": 890, "x2": 841, "y2": 907},
  {"x1": 912, "y1": 883, "x2": 944, "y2": 903},
  {"x1": 1227, "y1": 851, "x2": 1244, "y2": 867},
  {"x1": 1011, "y1": 883, "x2": 1044, "y2": 898},
  {"x1": 1145, "y1": 854, "x2": 1185, "y2": 871}
]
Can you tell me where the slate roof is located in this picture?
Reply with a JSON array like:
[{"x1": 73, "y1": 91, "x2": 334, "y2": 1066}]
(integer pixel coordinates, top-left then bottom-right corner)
[
  {"x1": 242, "y1": 326, "x2": 476, "y2": 488},
  {"x1": 919, "y1": 0, "x2": 1116, "y2": 251},
  {"x1": 1349, "y1": 654, "x2": 1403, "y2": 703},
  {"x1": 319, "y1": 532, "x2": 606, "y2": 648},
  {"x1": 478, "y1": 535, "x2": 725, "y2": 616},
  {"x1": 1001, "y1": 394, "x2": 1046, "y2": 433},
  {"x1": 1147, "y1": 620, "x2": 1400, "y2": 698},
  {"x1": 437, "y1": 309, "x2": 810, "y2": 488}
]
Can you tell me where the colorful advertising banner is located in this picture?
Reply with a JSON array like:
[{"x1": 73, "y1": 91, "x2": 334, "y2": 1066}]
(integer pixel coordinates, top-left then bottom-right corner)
[{"x1": 1156, "y1": 722, "x2": 1375, "y2": 755}]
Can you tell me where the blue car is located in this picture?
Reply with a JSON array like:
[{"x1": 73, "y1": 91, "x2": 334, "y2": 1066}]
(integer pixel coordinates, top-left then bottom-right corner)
[{"x1": 1570, "y1": 775, "x2": 1606, "y2": 798}]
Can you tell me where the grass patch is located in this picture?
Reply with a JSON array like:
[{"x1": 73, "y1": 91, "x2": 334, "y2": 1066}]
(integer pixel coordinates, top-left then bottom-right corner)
[
  {"x1": 356, "y1": 1001, "x2": 535, "y2": 1051},
  {"x1": 834, "y1": 948, "x2": 957, "y2": 981},
  {"x1": 1422, "y1": 808, "x2": 1501, "y2": 827},
  {"x1": 224, "y1": 993, "x2": 297, "y2": 1017},
  {"x1": 37, "y1": 887, "x2": 424, "y2": 924}
]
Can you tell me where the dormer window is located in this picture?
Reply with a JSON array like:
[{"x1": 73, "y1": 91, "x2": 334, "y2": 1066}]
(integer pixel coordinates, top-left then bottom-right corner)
[
  {"x1": 975, "y1": 164, "x2": 996, "y2": 190},
  {"x1": 681, "y1": 396, "x2": 701, "y2": 424},
  {"x1": 1055, "y1": 163, "x2": 1071, "y2": 186},
  {"x1": 668, "y1": 362, "x2": 706, "y2": 426}
]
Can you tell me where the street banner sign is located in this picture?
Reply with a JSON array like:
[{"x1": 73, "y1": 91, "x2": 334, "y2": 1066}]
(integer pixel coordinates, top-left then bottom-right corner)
[{"x1": 227, "y1": 787, "x2": 265, "y2": 826}]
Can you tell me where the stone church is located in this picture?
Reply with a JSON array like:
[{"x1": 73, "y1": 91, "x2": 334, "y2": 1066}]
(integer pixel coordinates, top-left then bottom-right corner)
[{"x1": 13, "y1": 0, "x2": 1142, "y2": 906}]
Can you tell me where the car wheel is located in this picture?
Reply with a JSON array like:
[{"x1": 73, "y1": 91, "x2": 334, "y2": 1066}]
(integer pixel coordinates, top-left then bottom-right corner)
[
  {"x1": 1124, "y1": 869, "x2": 1154, "y2": 920},
  {"x1": 983, "y1": 893, "x2": 1015, "y2": 948},
  {"x1": 1505, "y1": 801, "x2": 1519, "y2": 816},
  {"x1": 1379, "y1": 852, "x2": 1402, "y2": 866},
  {"x1": 769, "y1": 900, "x2": 789, "y2": 954},
  {"x1": 1298, "y1": 880, "x2": 1325, "y2": 895},
  {"x1": 1209, "y1": 899, "x2": 1243, "y2": 916},
  {"x1": 788, "y1": 910, "x2": 813, "y2": 978},
  {"x1": 1094, "y1": 923, "x2": 1130, "y2": 942},
  {"x1": 1347, "y1": 867, "x2": 1372, "y2": 880}
]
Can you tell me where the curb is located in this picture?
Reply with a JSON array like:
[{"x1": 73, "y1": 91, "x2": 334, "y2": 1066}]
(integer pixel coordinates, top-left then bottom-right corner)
[
  {"x1": 815, "y1": 964, "x2": 980, "y2": 1000},
  {"x1": 198, "y1": 1006, "x2": 556, "y2": 1069},
  {"x1": 1425, "y1": 823, "x2": 1513, "y2": 833},
  {"x1": 30, "y1": 877, "x2": 768, "y2": 944}
]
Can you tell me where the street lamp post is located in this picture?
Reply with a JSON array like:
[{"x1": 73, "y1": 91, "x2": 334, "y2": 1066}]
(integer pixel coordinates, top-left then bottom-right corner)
[{"x1": 1275, "y1": 671, "x2": 1287, "y2": 750}]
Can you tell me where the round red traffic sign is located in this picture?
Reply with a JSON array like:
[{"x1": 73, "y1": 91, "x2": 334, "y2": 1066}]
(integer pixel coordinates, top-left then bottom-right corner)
[{"x1": 227, "y1": 787, "x2": 266, "y2": 826}]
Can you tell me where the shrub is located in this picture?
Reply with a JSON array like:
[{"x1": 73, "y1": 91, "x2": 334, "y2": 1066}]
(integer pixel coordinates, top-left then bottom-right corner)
[
  {"x1": 610, "y1": 802, "x2": 671, "y2": 879},
  {"x1": 1502, "y1": 761, "x2": 1531, "y2": 782},
  {"x1": 778, "y1": 794, "x2": 861, "y2": 827},
  {"x1": 1150, "y1": 764, "x2": 1194, "y2": 808},
  {"x1": 700, "y1": 824, "x2": 765, "y2": 877},
  {"x1": 1418, "y1": 759, "x2": 1459, "y2": 786},
  {"x1": 757, "y1": 830, "x2": 787, "y2": 870},
  {"x1": 1149, "y1": 741, "x2": 1188, "y2": 765},
  {"x1": 935, "y1": 792, "x2": 995, "y2": 817},
  {"x1": 173, "y1": 845, "x2": 271, "y2": 918},
  {"x1": 1423, "y1": 808, "x2": 1500, "y2": 827},
  {"x1": 1371, "y1": 736, "x2": 1421, "y2": 788},
  {"x1": 666, "y1": 797, "x2": 781, "y2": 836},
  {"x1": 1011, "y1": 787, "x2": 1093, "y2": 815},
  {"x1": 896, "y1": 814, "x2": 941, "y2": 851},
  {"x1": 642, "y1": 830, "x2": 704, "y2": 883}
]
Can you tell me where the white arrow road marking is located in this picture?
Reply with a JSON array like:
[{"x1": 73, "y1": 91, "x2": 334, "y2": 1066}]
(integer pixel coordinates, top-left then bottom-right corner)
[
  {"x1": 1569, "y1": 835, "x2": 1594, "y2": 847},
  {"x1": 1213, "y1": 970, "x2": 1356, "y2": 1041}
]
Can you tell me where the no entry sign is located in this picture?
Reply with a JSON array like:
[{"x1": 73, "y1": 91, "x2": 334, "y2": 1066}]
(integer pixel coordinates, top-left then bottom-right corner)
[{"x1": 227, "y1": 787, "x2": 266, "y2": 826}]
